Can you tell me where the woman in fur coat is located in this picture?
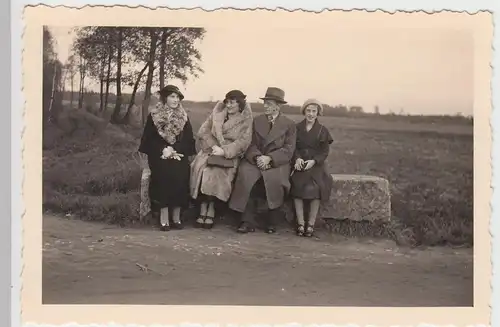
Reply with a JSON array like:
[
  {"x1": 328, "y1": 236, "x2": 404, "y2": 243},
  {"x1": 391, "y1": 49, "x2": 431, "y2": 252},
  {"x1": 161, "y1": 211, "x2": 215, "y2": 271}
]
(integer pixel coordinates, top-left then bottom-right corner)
[{"x1": 190, "y1": 90, "x2": 253, "y2": 229}]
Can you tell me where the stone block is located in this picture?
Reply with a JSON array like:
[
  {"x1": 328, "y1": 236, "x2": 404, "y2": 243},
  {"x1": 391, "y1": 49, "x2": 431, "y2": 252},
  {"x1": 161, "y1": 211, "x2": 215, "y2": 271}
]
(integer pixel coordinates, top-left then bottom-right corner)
[{"x1": 318, "y1": 174, "x2": 391, "y2": 222}]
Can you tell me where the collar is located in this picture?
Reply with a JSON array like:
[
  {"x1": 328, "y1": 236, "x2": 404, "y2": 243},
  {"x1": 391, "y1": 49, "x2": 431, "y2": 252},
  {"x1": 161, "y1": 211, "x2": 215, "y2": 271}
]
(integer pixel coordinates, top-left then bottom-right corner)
[{"x1": 267, "y1": 112, "x2": 280, "y2": 123}]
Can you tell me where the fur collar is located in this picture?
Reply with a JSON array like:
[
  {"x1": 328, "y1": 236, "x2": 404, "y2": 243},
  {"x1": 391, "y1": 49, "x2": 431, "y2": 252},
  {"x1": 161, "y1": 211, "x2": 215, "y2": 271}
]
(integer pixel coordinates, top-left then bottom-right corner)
[
  {"x1": 150, "y1": 101, "x2": 188, "y2": 144},
  {"x1": 210, "y1": 101, "x2": 253, "y2": 145}
]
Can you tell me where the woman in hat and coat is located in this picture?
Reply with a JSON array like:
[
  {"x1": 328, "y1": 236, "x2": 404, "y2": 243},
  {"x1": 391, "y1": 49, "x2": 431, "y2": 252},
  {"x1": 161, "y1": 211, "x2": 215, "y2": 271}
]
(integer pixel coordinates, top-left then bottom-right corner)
[
  {"x1": 190, "y1": 90, "x2": 253, "y2": 229},
  {"x1": 290, "y1": 99, "x2": 334, "y2": 237},
  {"x1": 138, "y1": 85, "x2": 197, "y2": 231}
]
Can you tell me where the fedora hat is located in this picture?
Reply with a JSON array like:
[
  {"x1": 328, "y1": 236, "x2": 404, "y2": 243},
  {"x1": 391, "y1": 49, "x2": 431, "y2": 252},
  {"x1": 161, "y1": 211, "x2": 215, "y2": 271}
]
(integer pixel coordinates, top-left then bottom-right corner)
[
  {"x1": 158, "y1": 84, "x2": 184, "y2": 101},
  {"x1": 260, "y1": 87, "x2": 287, "y2": 104}
]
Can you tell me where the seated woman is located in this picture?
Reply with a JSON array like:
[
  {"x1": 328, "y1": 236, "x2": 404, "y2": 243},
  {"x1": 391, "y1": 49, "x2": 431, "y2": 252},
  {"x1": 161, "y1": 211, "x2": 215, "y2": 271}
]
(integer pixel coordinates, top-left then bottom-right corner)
[
  {"x1": 290, "y1": 99, "x2": 334, "y2": 237},
  {"x1": 138, "y1": 85, "x2": 196, "y2": 231},
  {"x1": 190, "y1": 90, "x2": 253, "y2": 229}
]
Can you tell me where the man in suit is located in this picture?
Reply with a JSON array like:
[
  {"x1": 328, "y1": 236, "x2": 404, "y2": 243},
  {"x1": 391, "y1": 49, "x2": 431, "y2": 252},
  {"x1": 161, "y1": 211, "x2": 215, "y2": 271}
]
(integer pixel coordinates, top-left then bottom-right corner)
[{"x1": 228, "y1": 87, "x2": 297, "y2": 233}]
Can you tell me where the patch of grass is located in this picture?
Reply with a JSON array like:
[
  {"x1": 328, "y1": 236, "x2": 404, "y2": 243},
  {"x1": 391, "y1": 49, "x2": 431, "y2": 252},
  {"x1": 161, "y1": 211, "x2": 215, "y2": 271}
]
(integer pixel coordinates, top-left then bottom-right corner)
[
  {"x1": 43, "y1": 107, "x2": 473, "y2": 247},
  {"x1": 43, "y1": 113, "x2": 143, "y2": 225}
]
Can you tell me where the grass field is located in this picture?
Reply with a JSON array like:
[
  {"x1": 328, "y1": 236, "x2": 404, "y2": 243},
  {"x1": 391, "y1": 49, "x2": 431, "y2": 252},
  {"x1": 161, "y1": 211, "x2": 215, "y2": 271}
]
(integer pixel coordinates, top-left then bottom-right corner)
[{"x1": 43, "y1": 103, "x2": 473, "y2": 247}]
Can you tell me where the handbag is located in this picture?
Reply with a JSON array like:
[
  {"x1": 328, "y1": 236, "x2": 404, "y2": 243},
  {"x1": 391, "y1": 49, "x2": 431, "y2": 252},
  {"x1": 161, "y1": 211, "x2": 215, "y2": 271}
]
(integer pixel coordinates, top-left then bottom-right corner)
[{"x1": 206, "y1": 155, "x2": 235, "y2": 168}]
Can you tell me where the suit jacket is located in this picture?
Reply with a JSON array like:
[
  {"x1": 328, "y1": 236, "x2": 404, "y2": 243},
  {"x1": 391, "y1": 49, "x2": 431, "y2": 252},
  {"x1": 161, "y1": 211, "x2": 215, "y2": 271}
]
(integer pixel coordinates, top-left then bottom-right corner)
[{"x1": 229, "y1": 113, "x2": 297, "y2": 212}]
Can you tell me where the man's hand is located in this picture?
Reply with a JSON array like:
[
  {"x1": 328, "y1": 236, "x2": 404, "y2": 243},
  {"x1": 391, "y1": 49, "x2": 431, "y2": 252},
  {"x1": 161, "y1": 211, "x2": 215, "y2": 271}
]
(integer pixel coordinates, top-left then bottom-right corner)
[
  {"x1": 303, "y1": 159, "x2": 316, "y2": 170},
  {"x1": 256, "y1": 155, "x2": 272, "y2": 170}
]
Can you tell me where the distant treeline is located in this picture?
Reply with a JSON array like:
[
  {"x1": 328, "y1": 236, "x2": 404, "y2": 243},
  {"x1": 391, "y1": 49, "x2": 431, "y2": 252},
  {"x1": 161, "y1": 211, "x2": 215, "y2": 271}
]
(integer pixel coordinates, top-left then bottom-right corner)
[{"x1": 62, "y1": 90, "x2": 474, "y2": 126}]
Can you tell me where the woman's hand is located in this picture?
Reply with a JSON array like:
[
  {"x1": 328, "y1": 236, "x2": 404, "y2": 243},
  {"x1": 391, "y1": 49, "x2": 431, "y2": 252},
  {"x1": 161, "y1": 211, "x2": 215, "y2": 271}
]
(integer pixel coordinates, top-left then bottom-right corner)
[
  {"x1": 303, "y1": 159, "x2": 316, "y2": 170},
  {"x1": 211, "y1": 145, "x2": 225, "y2": 156},
  {"x1": 161, "y1": 147, "x2": 184, "y2": 160},
  {"x1": 294, "y1": 158, "x2": 305, "y2": 171},
  {"x1": 161, "y1": 146, "x2": 174, "y2": 159},
  {"x1": 171, "y1": 152, "x2": 184, "y2": 161}
]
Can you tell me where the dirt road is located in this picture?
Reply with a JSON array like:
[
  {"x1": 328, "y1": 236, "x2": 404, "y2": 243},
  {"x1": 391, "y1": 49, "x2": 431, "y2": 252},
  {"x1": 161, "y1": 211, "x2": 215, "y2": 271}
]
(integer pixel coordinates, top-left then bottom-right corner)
[{"x1": 42, "y1": 214, "x2": 473, "y2": 306}]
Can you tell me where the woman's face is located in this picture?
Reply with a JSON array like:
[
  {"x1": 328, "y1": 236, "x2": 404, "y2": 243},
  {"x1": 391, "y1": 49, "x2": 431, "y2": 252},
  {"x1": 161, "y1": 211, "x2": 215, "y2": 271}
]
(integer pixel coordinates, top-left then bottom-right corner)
[
  {"x1": 165, "y1": 93, "x2": 180, "y2": 108},
  {"x1": 304, "y1": 104, "x2": 319, "y2": 122},
  {"x1": 225, "y1": 99, "x2": 239, "y2": 114}
]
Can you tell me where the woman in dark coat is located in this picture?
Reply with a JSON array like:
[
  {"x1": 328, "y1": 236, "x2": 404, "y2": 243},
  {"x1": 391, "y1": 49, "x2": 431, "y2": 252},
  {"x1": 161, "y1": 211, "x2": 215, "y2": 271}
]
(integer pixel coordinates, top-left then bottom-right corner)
[
  {"x1": 138, "y1": 85, "x2": 196, "y2": 231},
  {"x1": 290, "y1": 99, "x2": 334, "y2": 237}
]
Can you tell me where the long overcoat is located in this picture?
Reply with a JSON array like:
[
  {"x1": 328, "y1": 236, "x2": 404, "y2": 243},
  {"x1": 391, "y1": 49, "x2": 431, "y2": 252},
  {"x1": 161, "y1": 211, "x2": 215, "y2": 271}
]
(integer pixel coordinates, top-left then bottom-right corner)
[
  {"x1": 190, "y1": 101, "x2": 253, "y2": 202},
  {"x1": 290, "y1": 119, "x2": 334, "y2": 202},
  {"x1": 228, "y1": 113, "x2": 297, "y2": 212},
  {"x1": 138, "y1": 113, "x2": 197, "y2": 210}
]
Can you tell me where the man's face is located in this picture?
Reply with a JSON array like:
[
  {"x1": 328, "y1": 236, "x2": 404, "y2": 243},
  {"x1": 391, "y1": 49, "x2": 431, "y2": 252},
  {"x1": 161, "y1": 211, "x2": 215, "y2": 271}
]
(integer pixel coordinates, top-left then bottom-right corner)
[{"x1": 263, "y1": 100, "x2": 280, "y2": 117}]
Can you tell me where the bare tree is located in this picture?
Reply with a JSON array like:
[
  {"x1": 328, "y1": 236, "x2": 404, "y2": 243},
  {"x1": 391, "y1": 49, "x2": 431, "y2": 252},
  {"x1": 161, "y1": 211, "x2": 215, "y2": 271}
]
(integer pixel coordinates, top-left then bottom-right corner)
[
  {"x1": 71, "y1": 26, "x2": 206, "y2": 125},
  {"x1": 43, "y1": 27, "x2": 64, "y2": 124},
  {"x1": 141, "y1": 28, "x2": 160, "y2": 126}
]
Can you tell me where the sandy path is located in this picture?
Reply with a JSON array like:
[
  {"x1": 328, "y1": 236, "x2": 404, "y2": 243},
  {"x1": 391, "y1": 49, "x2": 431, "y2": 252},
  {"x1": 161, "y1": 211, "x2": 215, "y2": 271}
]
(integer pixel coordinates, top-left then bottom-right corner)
[{"x1": 42, "y1": 214, "x2": 473, "y2": 306}]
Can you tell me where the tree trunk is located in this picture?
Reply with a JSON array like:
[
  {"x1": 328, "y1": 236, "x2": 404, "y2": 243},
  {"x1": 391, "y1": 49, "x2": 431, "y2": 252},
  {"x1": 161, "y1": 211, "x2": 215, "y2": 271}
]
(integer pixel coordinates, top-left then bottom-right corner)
[
  {"x1": 159, "y1": 30, "x2": 167, "y2": 90},
  {"x1": 48, "y1": 61, "x2": 58, "y2": 122},
  {"x1": 78, "y1": 57, "x2": 86, "y2": 109},
  {"x1": 78, "y1": 77, "x2": 83, "y2": 109},
  {"x1": 111, "y1": 28, "x2": 123, "y2": 123},
  {"x1": 60, "y1": 67, "x2": 66, "y2": 94},
  {"x1": 70, "y1": 72, "x2": 74, "y2": 108},
  {"x1": 121, "y1": 63, "x2": 148, "y2": 125},
  {"x1": 103, "y1": 44, "x2": 113, "y2": 112},
  {"x1": 141, "y1": 30, "x2": 159, "y2": 126},
  {"x1": 98, "y1": 56, "x2": 105, "y2": 112}
]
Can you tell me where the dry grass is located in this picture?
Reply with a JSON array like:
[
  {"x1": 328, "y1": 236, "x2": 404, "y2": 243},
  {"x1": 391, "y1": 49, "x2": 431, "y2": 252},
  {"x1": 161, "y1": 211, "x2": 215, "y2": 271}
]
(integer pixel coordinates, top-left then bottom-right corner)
[{"x1": 43, "y1": 105, "x2": 473, "y2": 247}]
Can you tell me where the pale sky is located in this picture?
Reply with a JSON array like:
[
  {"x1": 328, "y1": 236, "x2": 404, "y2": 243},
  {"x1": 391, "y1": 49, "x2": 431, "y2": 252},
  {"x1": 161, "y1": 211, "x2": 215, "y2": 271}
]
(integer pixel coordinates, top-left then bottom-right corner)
[{"x1": 49, "y1": 24, "x2": 473, "y2": 115}]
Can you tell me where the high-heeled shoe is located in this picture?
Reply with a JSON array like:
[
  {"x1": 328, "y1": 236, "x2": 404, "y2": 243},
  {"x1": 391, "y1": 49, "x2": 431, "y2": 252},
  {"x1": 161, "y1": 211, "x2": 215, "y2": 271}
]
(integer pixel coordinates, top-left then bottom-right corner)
[
  {"x1": 304, "y1": 224, "x2": 314, "y2": 237},
  {"x1": 195, "y1": 216, "x2": 205, "y2": 228},
  {"x1": 171, "y1": 221, "x2": 184, "y2": 230},
  {"x1": 296, "y1": 224, "x2": 305, "y2": 236},
  {"x1": 203, "y1": 217, "x2": 214, "y2": 229}
]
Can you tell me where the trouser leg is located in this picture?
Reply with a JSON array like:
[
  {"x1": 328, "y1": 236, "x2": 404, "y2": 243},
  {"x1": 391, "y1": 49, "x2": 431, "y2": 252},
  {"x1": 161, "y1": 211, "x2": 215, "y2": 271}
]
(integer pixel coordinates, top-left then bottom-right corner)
[{"x1": 239, "y1": 197, "x2": 257, "y2": 228}]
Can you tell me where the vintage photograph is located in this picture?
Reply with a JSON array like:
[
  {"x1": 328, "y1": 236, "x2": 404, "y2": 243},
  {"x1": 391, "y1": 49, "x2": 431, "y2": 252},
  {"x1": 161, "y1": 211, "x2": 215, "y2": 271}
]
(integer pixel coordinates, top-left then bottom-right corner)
[{"x1": 40, "y1": 11, "x2": 477, "y2": 308}]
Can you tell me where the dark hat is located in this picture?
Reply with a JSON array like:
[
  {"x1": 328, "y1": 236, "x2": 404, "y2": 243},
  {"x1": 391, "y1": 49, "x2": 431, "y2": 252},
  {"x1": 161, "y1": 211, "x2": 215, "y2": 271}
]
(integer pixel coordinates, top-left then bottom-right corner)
[
  {"x1": 225, "y1": 89, "x2": 246, "y2": 100},
  {"x1": 158, "y1": 84, "x2": 184, "y2": 101},
  {"x1": 260, "y1": 87, "x2": 287, "y2": 104}
]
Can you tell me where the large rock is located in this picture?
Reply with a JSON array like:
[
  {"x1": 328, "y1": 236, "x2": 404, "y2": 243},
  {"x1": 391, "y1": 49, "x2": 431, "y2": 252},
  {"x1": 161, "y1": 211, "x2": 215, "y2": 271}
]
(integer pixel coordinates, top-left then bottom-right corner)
[
  {"x1": 139, "y1": 171, "x2": 392, "y2": 226},
  {"x1": 318, "y1": 174, "x2": 391, "y2": 222}
]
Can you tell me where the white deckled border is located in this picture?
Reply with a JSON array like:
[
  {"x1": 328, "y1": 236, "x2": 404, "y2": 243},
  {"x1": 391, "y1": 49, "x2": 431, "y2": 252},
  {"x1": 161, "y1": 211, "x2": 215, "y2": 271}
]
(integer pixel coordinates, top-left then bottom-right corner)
[{"x1": 10, "y1": 1, "x2": 499, "y2": 327}]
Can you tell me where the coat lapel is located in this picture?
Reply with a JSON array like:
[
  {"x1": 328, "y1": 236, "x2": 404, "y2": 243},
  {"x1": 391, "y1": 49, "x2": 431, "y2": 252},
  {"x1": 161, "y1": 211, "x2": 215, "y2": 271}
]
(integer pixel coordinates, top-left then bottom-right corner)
[
  {"x1": 254, "y1": 114, "x2": 271, "y2": 139},
  {"x1": 263, "y1": 114, "x2": 289, "y2": 146},
  {"x1": 297, "y1": 119, "x2": 320, "y2": 146},
  {"x1": 210, "y1": 102, "x2": 227, "y2": 145}
]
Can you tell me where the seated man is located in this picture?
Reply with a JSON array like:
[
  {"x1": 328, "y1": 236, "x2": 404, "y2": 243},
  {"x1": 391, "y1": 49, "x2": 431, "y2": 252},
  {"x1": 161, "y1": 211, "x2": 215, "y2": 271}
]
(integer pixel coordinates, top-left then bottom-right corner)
[{"x1": 228, "y1": 87, "x2": 297, "y2": 233}]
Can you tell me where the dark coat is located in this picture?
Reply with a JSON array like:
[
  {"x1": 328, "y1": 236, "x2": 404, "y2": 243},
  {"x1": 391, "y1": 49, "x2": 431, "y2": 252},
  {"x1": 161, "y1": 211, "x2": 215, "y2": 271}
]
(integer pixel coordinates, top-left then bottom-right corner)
[
  {"x1": 138, "y1": 113, "x2": 196, "y2": 209},
  {"x1": 290, "y1": 119, "x2": 334, "y2": 201},
  {"x1": 228, "y1": 113, "x2": 297, "y2": 212}
]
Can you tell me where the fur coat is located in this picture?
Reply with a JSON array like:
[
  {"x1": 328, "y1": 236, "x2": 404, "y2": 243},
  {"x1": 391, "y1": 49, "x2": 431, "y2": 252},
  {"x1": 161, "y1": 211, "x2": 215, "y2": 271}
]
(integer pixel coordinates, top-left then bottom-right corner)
[{"x1": 190, "y1": 101, "x2": 253, "y2": 202}]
